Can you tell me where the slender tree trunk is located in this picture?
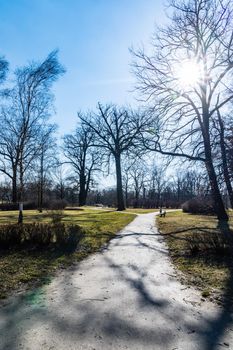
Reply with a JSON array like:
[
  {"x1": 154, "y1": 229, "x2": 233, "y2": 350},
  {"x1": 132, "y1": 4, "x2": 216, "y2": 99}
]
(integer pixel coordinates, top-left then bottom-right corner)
[
  {"x1": 59, "y1": 182, "x2": 64, "y2": 200},
  {"x1": 115, "y1": 154, "x2": 125, "y2": 211},
  {"x1": 134, "y1": 189, "x2": 139, "y2": 208},
  {"x1": 12, "y1": 169, "x2": 17, "y2": 203},
  {"x1": 217, "y1": 110, "x2": 233, "y2": 208},
  {"x1": 38, "y1": 153, "x2": 44, "y2": 212},
  {"x1": 39, "y1": 180, "x2": 43, "y2": 211},
  {"x1": 79, "y1": 172, "x2": 87, "y2": 206},
  {"x1": 125, "y1": 182, "x2": 128, "y2": 208},
  {"x1": 18, "y1": 160, "x2": 24, "y2": 202}
]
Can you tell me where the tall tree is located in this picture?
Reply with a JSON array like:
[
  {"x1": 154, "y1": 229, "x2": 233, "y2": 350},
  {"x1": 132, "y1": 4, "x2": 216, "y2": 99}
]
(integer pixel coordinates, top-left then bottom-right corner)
[
  {"x1": 80, "y1": 104, "x2": 149, "y2": 211},
  {"x1": 0, "y1": 50, "x2": 64, "y2": 202},
  {"x1": 132, "y1": 0, "x2": 233, "y2": 221},
  {"x1": 149, "y1": 164, "x2": 166, "y2": 208},
  {"x1": 129, "y1": 160, "x2": 148, "y2": 208},
  {"x1": 64, "y1": 121, "x2": 100, "y2": 206},
  {"x1": 226, "y1": 127, "x2": 233, "y2": 180},
  {"x1": 215, "y1": 110, "x2": 233, "y2": 208},
  {"x1": 0, "y1": 56, "x2": 8, "y2": 88},
  {"x1": 35, "y1": 124, "x2": 58, "y2": 211}
]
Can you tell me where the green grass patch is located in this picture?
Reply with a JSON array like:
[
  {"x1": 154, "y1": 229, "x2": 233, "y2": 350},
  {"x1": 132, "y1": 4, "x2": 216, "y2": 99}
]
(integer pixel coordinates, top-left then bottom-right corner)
[
  {"x1": 125, "y1": 208, "x2": 158, "y2": 214},
  {"x1": 0, "y1": 209, "x2": 136, "y2": 299},
  {"x1": 157, "y1": 211, "x2": 233, "y2": 302}
]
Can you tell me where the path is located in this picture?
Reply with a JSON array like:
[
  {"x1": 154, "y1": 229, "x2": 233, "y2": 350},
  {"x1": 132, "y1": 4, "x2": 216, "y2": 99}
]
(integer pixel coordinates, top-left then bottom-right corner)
[{"x1": 0, "y1": 212, "x2": 233, "y2": 349}]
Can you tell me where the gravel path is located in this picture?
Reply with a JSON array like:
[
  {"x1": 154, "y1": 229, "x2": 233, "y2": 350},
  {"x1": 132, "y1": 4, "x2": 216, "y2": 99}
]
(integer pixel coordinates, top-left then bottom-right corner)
[{"x1": 0, "y1": 212, "x2": 233, "y2": 350}]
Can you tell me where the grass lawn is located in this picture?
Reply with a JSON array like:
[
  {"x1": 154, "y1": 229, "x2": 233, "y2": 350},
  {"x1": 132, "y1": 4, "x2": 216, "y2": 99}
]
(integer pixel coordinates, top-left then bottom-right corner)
[
  {"x1": 157, "y1": 211, "x2": 233, "y2": 302},
  {"x1": 125, "y1": 208, "x2": 158, "y2": 214},
  {"x1": 0, "y1": 208, "x2": 136, "y2": 299}
]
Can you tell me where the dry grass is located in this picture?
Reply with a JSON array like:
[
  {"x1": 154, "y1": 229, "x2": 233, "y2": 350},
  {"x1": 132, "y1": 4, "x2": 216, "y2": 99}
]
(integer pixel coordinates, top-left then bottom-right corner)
[
  {"x1": 125, "y1": 208, "x2": 158, "y2": 214},
  {"x1": 157, "y1": 211, "x2": 233, "y2": 302},
  {"x1": 0, "y1": 208, "x2": 136, "y2": 299}
]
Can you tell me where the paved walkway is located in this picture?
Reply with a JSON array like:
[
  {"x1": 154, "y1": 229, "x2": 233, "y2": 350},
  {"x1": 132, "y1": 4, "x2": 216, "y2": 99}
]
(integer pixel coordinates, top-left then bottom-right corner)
[{"x1": 0, "y1": 212, "x2": 232, "y2": 349}]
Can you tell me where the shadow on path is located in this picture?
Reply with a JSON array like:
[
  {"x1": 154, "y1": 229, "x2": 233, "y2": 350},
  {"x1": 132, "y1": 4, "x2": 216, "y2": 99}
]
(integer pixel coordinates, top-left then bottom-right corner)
[{"x1": 0, "y1": 213, "x2": 233, "y2": 349}]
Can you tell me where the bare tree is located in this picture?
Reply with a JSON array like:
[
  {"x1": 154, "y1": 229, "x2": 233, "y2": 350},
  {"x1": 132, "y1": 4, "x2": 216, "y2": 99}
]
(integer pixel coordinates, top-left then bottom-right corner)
[
  {"x1": 128, "y1": 160, "x2": 148, "y2": 208},
  {"x1": 0, "y1": 56, "x2": 8, "y2": 88},
  {"x1": 148, "y1": 164, "x2": 166, "y2": 208},
  {"x1": 80, "y1": 104, "x2": 149, "y2": 210},
  {"x1": 226, "y1": 127, "x2": 233, "y2": 180},
  {"x1": 64, "y1": 120, "x2": 101, "y2": 206},
  {"x1": 53, "y1": 163, "x2": 67, "y2": 201},
  {"x1": 122, "y1": 158, "x2": 133, "y2": 208},
  {"x1": 35, "y1": 124, "x2": 58, "y2": 211},
  {"x1": 213, "y1": 110, "x2": 233, "y2": 208},
  {"x1": 0, "y1": 51, "x2": 64, "y2": 202},
  {"x1": 132, "y1": 0, "x2": 233, "y2": 220}
]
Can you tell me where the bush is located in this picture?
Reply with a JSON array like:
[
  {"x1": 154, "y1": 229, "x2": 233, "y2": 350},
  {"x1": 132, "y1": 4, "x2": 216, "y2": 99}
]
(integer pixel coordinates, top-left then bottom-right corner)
[
  {"x1": 26, "y1": 223, "x2": 53, "y2": 245},
  {"x1": 48, "y1": 199, "x2": 68, "y2": 210},
  {"x1": 55, "y1": 224, "x2": 84, "y2": 252},
  {"x1": 186, "y1": 231, "x2": 230, "y2": 256},
  {"x1": 182, "y1": 197, "x2": 215, "y2": 215},
  {"x1": 49, "y1": 209, "x2": 64, "y2": 224},
  {"x1": 0, "y1": 201, "x2": 37, "y2": 211},
  {"x1": 0, "y1": 224, "x2": 22, "y2": 248},
  {"x1": 0, "y1": 222, "x2": 84, "y2": 250}
]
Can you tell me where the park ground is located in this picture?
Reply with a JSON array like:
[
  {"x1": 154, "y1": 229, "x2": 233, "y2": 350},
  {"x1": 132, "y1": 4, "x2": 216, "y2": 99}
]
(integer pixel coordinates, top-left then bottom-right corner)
[
  {"x1": 157, "y1": 211, "x2": 233, "y2": 302},
  {"x1": 1, "y1": 211, "x2": 233, "y2": 350},
  {"x1": 0, "y1": 207, "x2": 233, "y2": 303},
  {"x1": 0, "y1": 207, "x2": 137, "y2": 299}
]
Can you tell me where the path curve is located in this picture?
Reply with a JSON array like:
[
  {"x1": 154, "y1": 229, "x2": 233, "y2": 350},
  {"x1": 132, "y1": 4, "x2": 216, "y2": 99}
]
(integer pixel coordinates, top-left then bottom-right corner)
[{"x1": 0, "y1": 212, "x2": 232, "y2": 350}]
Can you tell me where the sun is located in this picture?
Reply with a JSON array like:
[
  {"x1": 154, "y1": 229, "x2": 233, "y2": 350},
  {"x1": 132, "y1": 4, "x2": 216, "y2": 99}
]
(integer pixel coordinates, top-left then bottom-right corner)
[{"x1": 175, "y1": 59, "x2": 202, "y2": 89}]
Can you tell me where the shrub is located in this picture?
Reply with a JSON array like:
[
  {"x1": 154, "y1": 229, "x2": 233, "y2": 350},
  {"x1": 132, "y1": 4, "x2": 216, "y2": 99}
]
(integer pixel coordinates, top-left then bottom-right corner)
[
  {"x1": 0, "y1": 222, "x2": 84, "y2": 250},
  {"x1": 0, "y1": 203, "x2": 18, "y2": 211},
  {"x1": 186, "y1": 231, "x2": 230, "y2": 256},
  {"x1": 0, "y1": 224, "x2": 22, "y2": 248},
  {"x1": 26, "y1": 223, "x2": 53, "y2": 245},
  {"x1": 48, "y1": 199, "x2": 68, "y2": 210},
  {"x1": 55, "y1": 224, "x2": 84, "y2": 252},
  {"x1": 0, "y1": 201, "x2": 37, "y2": 211},
  {"x1": 182, "y1": 197, "x2": 215, "y2": 215},
  {"x1": 49, "y1": 209, "x2": 64, "y2": 224}
]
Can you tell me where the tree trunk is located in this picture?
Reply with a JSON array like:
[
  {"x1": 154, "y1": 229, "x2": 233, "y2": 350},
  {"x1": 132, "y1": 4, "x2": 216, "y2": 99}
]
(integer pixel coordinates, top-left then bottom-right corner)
[
  {"x1": 79, "y1": 173, "x2": 87, "y2": 206},
  {"x1": 18, "y1": 160, "x2": 24, "y2": 202},
  {"x1": 125, "y1": 183, "x2": 128, "y2": 208},
  {"x1": 134, "y1": 189, "x2": 139, "y2": 208},
  {"x1": 204, "y1": 149, "x2": 229, "y2": 221},
  {"x1": 217, "y1": 110, "x2": 233, "y2": 208},
  {"x1": 115, "y1": 154, "x2": 125, "y2": 211},
  {"x1": 202, "y1": 105, "x2": 228, "y2": 221},
  {"x1": 12, "y1": 167, "x2": 17, "y2": 203},
  {"x1": 38, "y1": 153, "x2": 44, "y2": 212}
]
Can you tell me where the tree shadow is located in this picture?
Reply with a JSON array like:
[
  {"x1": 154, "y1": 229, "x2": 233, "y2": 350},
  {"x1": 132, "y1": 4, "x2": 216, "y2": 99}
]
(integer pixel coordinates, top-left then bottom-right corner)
[
  {"x1": 0, "y1": 216, "x2": 233, "y2": 349},
  {"x1": 0, "y1": 222, "x2": 195, "y2": 350},
  {"x1": 199, "y1": 220, "x2": 233, "y2": 350},
  {"x1": 0, "y1": 258, "x2": 176, "y2": 349}
]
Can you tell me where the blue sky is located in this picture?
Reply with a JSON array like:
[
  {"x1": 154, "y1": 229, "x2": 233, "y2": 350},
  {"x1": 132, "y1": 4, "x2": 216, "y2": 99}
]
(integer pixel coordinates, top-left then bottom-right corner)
[{"x1": 0, "y1": 0, "x2": 165, "y2": 134}]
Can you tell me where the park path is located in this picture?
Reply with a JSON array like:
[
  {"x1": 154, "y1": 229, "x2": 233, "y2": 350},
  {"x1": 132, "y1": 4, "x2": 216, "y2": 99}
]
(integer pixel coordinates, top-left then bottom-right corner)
[{"x1": 0, "y1": 212, "x2": 233, "y2": 350}]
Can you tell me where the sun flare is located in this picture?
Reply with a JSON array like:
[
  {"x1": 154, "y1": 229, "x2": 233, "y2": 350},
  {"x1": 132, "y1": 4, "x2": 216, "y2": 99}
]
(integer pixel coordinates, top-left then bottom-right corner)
[{"x1": 175, "y1": 60, "x2": 202, "y2": 89}]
